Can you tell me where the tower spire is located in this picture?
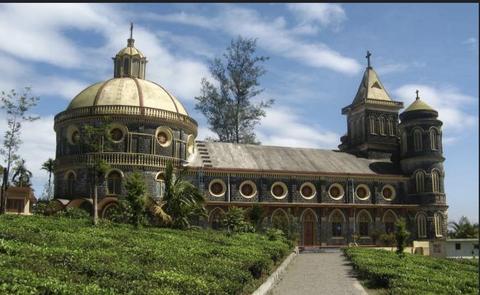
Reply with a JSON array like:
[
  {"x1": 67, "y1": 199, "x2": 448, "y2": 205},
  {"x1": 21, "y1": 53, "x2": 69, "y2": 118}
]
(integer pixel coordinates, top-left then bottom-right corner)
[
  {"x1": 366, "y1": 50, "x2": 372, "y2": 68},
  {"x1": 127, "y1": 22, "x2": 135, "y2": 47},
  {"x1": 416, "y1": 89, "x2": 420, "y2": 100}
]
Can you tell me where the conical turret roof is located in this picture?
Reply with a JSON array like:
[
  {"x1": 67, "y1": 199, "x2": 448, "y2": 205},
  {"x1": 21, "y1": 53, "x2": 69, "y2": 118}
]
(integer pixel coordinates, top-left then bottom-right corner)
[{"x1": 352, "y1": 67, "x2": 392, "y2": 105}]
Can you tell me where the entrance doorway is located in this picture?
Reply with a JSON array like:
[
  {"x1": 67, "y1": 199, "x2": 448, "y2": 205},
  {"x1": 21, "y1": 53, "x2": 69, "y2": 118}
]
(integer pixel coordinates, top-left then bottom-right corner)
[{"x1": 303, "y1": 210, "x2": 316, "y2": 246}]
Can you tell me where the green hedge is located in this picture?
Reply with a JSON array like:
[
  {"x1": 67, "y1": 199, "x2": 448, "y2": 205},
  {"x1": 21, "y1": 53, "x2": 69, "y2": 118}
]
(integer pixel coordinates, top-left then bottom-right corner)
[
  {"x1": 344, "y1": 248, "x2": 479, "y2": 295},
  {"x1": 0, "y1": 215, "x2": 291, "y2": 295}
]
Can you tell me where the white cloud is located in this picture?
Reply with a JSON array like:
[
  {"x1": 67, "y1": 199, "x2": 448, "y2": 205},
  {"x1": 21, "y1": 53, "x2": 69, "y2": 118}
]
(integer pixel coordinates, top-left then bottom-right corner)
[
  {"x1": 463, "y1": 37, "x2": 477, "y2": 46},
  {"x1": 394, "y1": 84, "x2": 476, "y2": 132},
  {"x1": 376, "y1": 61, "x2": 426, "y2": 75},
  {"x1": 286, "y1": 3, "x2": 346, "y2": 28},
  {"x1": 257, "y1": 107, "x2": 340, "y2": 149},
  {"x1": 152, "y1": 6, "x2": 361, "y2": 75}
]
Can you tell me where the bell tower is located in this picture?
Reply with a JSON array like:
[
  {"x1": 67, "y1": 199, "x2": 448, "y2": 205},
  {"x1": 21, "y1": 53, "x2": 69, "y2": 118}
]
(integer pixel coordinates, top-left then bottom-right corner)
[
  {"x1": 339, "y1": 51, "x2": 404, "y2": 159},
  {"x1": 112, "y1": 23, "x2": 148, "y2": 79}
]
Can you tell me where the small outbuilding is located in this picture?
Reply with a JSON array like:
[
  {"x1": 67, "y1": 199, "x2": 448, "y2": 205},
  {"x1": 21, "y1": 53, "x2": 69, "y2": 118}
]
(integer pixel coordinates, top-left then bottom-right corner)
[{"x1": 5, "y1": 187, "x2": 36, "y2": 215}]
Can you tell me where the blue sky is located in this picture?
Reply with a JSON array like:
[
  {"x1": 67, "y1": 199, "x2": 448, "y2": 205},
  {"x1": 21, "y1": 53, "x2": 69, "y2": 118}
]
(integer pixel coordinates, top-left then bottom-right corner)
[{"x1": 0, "y1": 3, "x2": 477, "y2": 222}]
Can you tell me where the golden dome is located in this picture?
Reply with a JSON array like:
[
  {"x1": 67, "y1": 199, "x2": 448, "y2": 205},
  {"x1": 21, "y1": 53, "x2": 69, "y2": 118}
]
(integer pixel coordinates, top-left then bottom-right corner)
[
  {"x1": 67, "y1": 77, "x2": 188, "y2": 116},
  {"x1": 116, "y1": 45, "x2": 145, "y2": 58},
  {"x1": 403, "y1": 90, "x2": 436, "y2": 113}
]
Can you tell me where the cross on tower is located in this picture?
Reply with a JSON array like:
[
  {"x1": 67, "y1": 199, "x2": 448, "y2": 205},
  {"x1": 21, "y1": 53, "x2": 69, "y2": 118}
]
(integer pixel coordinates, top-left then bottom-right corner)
[
  {"x1": 416, "y1": 89, "x2": 420, "y2": 100},
  {"x1": 366, "y1": 50, "x2": 372, "y2": 68},
  {"x1": 130, "y1": 22, "x2": 133, "y2": 39}
]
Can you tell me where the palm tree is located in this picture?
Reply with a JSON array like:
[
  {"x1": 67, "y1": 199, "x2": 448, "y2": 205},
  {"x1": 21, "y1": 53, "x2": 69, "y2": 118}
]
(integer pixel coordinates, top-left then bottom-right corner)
[
  {"x1": 448, "y1": 216, "x2": 479, "y2": 238},
  {"x1": 41, "y1": 158, "x2": 55, "y2": 200},
  {"x1": 161, "y1": 161, "x2": 207, "y2": 229},
  {"x1": 11, "y1": 159, "x2": 32, "y2": 187}
]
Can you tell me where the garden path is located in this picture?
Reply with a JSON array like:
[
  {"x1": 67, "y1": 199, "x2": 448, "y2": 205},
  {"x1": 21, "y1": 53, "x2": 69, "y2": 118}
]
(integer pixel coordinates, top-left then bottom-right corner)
[{"x1": 268, "y1": 251, "x2": 368, "y2": 295}]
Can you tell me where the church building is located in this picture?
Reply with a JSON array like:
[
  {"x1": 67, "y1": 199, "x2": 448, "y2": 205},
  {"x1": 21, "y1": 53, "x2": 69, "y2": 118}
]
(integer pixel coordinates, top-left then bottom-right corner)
[{"x1": 53, "y1": 32, "x2": 448, "y2": 246}]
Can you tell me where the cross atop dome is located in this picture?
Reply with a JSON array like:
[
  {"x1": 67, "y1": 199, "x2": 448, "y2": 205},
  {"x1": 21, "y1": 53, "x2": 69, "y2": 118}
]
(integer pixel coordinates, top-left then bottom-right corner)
[{"x1": 366, "y1": 50, "x2": 372, "y2": 68}]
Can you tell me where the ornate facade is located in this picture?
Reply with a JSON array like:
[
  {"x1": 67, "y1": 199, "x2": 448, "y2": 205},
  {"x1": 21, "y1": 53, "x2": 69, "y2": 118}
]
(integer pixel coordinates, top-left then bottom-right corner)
[{"x1": 53, "y1": 34, "x2": 448, "y2": 246}]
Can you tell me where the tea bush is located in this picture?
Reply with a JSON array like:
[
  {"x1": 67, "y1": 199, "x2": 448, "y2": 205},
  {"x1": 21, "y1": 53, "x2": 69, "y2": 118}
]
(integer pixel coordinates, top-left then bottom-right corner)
[
  {"x1": 0, "y1": 215, "x2": 291, "y2": 294},
  {"x1": 344, "y1": 247, "x2": 479, "y2": 294}
]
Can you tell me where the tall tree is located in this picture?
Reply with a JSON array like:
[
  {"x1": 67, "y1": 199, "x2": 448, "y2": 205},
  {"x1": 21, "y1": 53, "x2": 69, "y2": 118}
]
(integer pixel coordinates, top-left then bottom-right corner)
[
  {"x1": 11, "y1": 159, "x2": 33, "y2": 188},
  {"x1": 0, "y1": 87, "x2": 39, "y2": 213},
  {"x1": 124, "y1": 172, "x2": 147, "y2": 228},
  {"x1": 41, "y1": 158, "x2": 55, "y2": 200},
  {"x1": 78, "y1": 121, "x2": 112, "y2": 225},
  {"x1": 195, "y1": 36, "x2": 273, "y2": 144}
]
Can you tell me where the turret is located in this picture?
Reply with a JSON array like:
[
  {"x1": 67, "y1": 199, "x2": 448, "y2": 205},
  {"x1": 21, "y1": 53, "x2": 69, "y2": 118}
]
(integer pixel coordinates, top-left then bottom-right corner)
[
  {"x1": 399, "y1": 90, "x2": 445, "y2": 205},
  {"x1": 340, "y1": 51, "x2": 404, "y2": 159},
  {"x1": 112, "y1": 23, "x2": 148, "y2": 79}
]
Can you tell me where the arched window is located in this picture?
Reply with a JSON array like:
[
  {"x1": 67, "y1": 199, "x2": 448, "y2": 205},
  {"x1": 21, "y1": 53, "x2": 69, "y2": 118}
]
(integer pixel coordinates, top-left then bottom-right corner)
[
  {"x1": 155, "y1": 172, "x2": 166, "y2": 198},
  {"x1": 357, "y1": 210, "x2": 372, "y2": 237},
  {"x1": 387, "y1": 119, "x2": 394, "y2": 136},
  {"x1": 413, "y1": 129, "x2": 423, "y2": 151},
  {"x1": 432, "y1": 170, "x2": 441, "y2": 193},
  {"x1": 123, "y1": 58, "x2": 130, "y2": 76},
  {"x1": 383, "y1": 210, "x2": 397, "y2": 234},
  {"x1": 107, "y1": 171, "x2": 122, "y2": 195},
  {"x1": 417, "y1": 213, "x2": 427, "y2": 238},
  {"x1": 430, "y1": 128, "x2": 439, "y2": 150},
  {"x1": 271, "y1": 209, "x2": 290, "y2": 230},
  {"x1": 66, "y1": 172, "x2": 75, "y2": 195},
  {"x1": 378, "y1": 117, "x2": 385, "y2": 135},
  {"x1": 329, "y1": 210, "x2": 345, "y2": 237},
  {"x1": 369, "y1": 116, "x2": 376, "y2": 134},
  {"x1": 401, "y1": 131, "x2": 408, "y2": 155},
  {"x1": 434, "y1": 213, "x2": 443, "y2": 237},
  {"x1": 209, "y1": 208, "x2": 224, "y2": 230},
  {"x1": 415, "y1": 171, "x2": 425, "y2": 193}
]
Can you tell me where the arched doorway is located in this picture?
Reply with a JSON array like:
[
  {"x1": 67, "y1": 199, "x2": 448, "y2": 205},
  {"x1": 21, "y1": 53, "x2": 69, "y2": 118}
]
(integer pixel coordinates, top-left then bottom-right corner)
[{"x1": 302, "y1": 210, "x2": 316, "y2": 246}]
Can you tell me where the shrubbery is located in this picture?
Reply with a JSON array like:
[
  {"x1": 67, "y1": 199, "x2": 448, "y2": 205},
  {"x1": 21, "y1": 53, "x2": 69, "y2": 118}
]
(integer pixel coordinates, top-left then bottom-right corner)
[
  {"x1": 344, "y1": 247, "x2": 479, "y2": 294},
  {"x1": 0, "y1": 215, "x2": 291, "y2": 294}
]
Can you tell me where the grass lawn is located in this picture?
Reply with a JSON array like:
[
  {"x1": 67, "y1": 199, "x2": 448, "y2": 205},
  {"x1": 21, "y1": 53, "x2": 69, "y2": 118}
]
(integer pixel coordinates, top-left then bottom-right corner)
[
  {"x1": 0, "y1": 215, "x2": 291, "y2": 295},
  {"x1": 344, "y1": 247, "x2": 479, "y2": 295}
]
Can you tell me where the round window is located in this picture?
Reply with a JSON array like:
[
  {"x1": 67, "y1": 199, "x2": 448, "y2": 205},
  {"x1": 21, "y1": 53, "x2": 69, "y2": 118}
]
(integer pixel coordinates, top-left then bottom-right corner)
[
  {"x1": 271, "y1": 182, "x2": 287, "y2": 199},
  {"x1": 239, "y1": 181, "x2": 257, "y2": 198},
  {"x1": 355, "y1": 185, "x2": 371, "y2": 200},
  {"x1": 328, "y1": 183, "x2": 344, "y2": 200},
  {"x1": 155, "y1": 127, "x2": 173, "y2": 147},
  {"x1": 209, "y1": 179, "x2": 226, "y2": 197},
  {"x1": 71, "y1": 130, "x2": 80, "y2": 144},
  {"x1": 156, "y1": 173, "x2": 165, "y2": 182},
  {"x1": 381, "y1": 185, "x2": 396, "y2": 201},
  {"x1": 110, "y1": 128, "x2": 124, "y2": 142},
  {"x1": 300, "y1": 182, "x2": 316, "y2": 199}
]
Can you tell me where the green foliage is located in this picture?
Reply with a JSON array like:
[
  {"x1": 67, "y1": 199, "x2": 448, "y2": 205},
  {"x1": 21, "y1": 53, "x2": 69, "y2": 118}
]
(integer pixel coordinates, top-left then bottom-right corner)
[
  {"x1": 222, "y1": 207, "x2": 254, "y2": 235},
  {"x1": 54, "y1": 207, "x2": 90, "y2": 219},
  {"x1": 448, "y1": 216, "x2": 479, "y2": 239},
  {"x1": 11, "y1": 158, "x2": 32, "y2": 187},
  {"x1": 395, "y1": 218, "x2": 410, "y2": 256},
  {"x1": 195, "y1": 36, "x2": 273, "y2": 144},
  {"x1": 162, "y1": 161, "x2": 207, "y2": 229},
  {"x1": 265, "y1": 228, "x2": 284, "y2": 242},
  {"x1": 246, "y1": 204, "x2": 264, "y2": 231},
  {"x1": 379, "y1": 233, "x2": 396, "y2": 246},
  {"x1": 344, "y1": 248, "x2": 479, "y2": 294},
  {"x1": 124, "y1": 172, "x2": 147, "y2": 228},
  {"x1": 0, "y1": 215, "x2": 291, "y2": 294}
]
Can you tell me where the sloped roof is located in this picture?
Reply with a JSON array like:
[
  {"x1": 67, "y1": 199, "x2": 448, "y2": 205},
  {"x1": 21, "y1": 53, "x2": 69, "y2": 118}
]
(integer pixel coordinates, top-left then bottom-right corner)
[
  {"x1": 188, "y1": 142, "x2": 400, "y2": 176},
  {"x1": 352, "y1": 67, "x2": 392, "y2": 105}
]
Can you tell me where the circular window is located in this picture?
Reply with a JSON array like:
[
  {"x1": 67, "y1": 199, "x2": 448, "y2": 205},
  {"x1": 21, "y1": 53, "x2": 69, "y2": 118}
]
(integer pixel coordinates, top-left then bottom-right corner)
[
  {"x1": 271, "y1": 182, "x2": 288, "y2": 200},
  {"x1": 67, "y1": 125, "x2": 80, "y2": 145},
  {"x1": 155, "y1": 127, "x2": 173, "y2": 147},
  {"x1": 328, "y1": 183, "x2": 344, "y2": 200},
  {"x1": 239, "y1": 180, "x2": 257, "y2": 198},
  {"x1": 209, "y1": 179, "x2": 226, "y2": 197},
  {"x1": 110, "y1": 128, "x2": 124, "y2": 142},
  {"x1": 300, "y1": 182, "x2": 316, "y2": 200},
  {"x1": 355, "y1": 184, "x2": 371, "y2": 200},
  {"x1": 381, "y1": 185, "x2": 396, "y2": 201}
]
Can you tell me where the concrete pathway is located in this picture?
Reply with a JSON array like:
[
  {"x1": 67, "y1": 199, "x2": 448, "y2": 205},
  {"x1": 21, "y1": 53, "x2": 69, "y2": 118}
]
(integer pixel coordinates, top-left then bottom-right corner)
[{"x1": 268, "y1": 252, "x2": 368, "y2": 295}]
